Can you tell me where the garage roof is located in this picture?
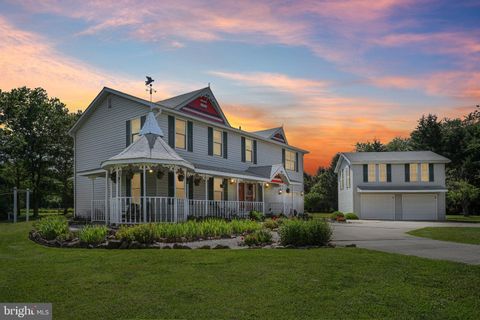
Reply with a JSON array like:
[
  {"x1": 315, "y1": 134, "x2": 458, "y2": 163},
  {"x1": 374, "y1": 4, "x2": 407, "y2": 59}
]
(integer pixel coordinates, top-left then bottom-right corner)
[{"x1": 357, "y1": 185, "x2": 448, "y2": 193}]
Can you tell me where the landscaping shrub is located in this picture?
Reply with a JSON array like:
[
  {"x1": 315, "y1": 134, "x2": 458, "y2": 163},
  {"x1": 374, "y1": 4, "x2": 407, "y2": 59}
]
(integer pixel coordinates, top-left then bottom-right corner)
[
  {"x1": 34, "y1": 216, "x2": 69, "y2": 240},
  {"x1": 263, "y1": 218, "x2": 279, "y2": 230},
  {"x1": 330, "y1": 211, "x2": 344, "y2": 220},
  {"x1": 345, "y1": 213, "x2": 359, "y2": 220},
  {"x1": 249, "y1": 210, "x2": 264, "y2": 221},
  {"x1": 79, "y1": 225, "x2": 108, "y2": 245},
  {"x1": 297, "y1": 212, "x2": 312, "y2": 220},
  {"x1": 244, "y1": 229, "x2": 273, "y2": 246},
  {"x1": 115, "y1": 219, "x2": 260, "y2": 243},
  {"x1": 279, "y1": 220, "x2": 332, "y2": 246}
]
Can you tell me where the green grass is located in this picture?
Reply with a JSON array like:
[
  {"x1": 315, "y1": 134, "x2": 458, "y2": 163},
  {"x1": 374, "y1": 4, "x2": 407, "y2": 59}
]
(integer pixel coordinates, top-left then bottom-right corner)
[
  {"x1": 408, "y1": 227, "x2": 480, "y2": 245},
  {"x1": 1, "y1": 222, "x2": 480, "y2": 319},
  {"x1": 447, "y1": 215, "x2": 480, "y2": 223}
]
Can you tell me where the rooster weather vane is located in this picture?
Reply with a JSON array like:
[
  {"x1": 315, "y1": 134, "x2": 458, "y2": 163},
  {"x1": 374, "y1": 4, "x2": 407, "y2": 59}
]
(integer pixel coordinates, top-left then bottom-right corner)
[{"x1": 145, "y1": 76, "x2": 156, "y2": 108}]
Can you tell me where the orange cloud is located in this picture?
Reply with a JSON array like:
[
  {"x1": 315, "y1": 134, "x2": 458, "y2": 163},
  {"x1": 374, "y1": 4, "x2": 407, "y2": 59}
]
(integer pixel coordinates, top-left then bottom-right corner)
[{"x1": 0, "y1": 16, "x2": 188, "y2": 110}]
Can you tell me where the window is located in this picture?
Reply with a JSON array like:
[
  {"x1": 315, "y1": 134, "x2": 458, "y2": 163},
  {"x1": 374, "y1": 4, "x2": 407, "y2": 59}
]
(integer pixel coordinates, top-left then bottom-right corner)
[
  {"x1": 175, "y1": 119, "x2": 186, "y2": 149},
  {"x1": 410, "y1": 163, "x2": 418, "y2": 182},
  {"x1": 245, "y1": 138, "x2": 253, "y2": 162},
  {"x1": 346, "y1": 167, "x2": 351, "y2": 188},
  {"x1": 131, "y1": 173, "x2": 141, "y2": 204},
  {"x1": 213, "y1": 129, "x2": 223, "y2": 156},
  {"x1": 379, "y1": 164, "x2": 387, "y2": 182},
  {"x1": 285, "y1": 150, "x2": 296, "y2": 171},
  {"x1": 176, "y1": 177, "x2": 185, "y2": 199},
  {"x1": 421, "y1": 163, "x2": 430, "y2": 182},
  {"x1": 368, "y1": 164, "x2": 376, "y2": 182},
  {"x1": 130, "y1": 118, "x2": 141, "y2": 143},
  {"x1": 214, "y1": 177, "x2": 223, "y2": 200},
  {"x1": 340, "y1": 170, "x2": 344, "y2": 190}
]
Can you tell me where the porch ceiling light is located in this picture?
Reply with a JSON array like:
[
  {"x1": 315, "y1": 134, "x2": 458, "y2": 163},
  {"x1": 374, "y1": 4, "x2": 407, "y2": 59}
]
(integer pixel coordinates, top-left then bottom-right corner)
[
  {"x1": 265, "y1": 183, "x2": 270, "y2": 188},
  {"x1": 230, "y1": 178, "x2": 235, "y2": 184},
  {"x1": 278, "y1": 190, "x2": 283, "y2": 195},
  {"x1": 149, "y1": 169, "x2": 153, "y2": 173}
]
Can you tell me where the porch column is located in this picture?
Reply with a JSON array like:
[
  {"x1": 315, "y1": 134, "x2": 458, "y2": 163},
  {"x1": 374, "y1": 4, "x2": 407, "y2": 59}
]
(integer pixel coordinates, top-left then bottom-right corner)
[
  {"x1": 282, "y1": 184, "x2": 286, "y2": 215},
  {"x1": 261, "y1": 182, "x2": 265, "y2": 215},
  {"x1": 115, "y1": 167, "x2": 119, "y2": 224},
  {"x1": 204, "y1": 175, "x2": 208, "y2": 217},
  {"x1": 173, "y1": 166, "x2": 177, "y2": 222},
  {"x1": 143, "y1": 165, "x2": 147, "y2": 223},
  {"x1": 109, "y1": 170, "x2": 113, "y2": 223},
  {"x1": 236, "y1": 179, "x2": 240, "y2": 215},
  {"x1": 105, "y1": 170, "x2": 108, "y2": 225},
  {"x1": 91, "y1": 177, "x2": 95, "y2": 222}
]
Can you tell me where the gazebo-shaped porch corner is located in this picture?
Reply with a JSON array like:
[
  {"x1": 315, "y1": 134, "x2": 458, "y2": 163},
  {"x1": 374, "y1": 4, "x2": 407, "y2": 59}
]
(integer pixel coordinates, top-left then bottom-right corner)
[{"x1": 94, "y1": 110, "x2": 274, "y2": 224}]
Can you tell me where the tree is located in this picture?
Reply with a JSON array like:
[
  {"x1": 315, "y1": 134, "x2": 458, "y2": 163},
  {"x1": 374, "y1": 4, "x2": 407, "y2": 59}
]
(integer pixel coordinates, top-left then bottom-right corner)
[
  {"x1": 0, "y1": 87, "x2": 72, "y2": 217},
  {"x1": 410, "y1": 114, "x2": 443, "y2": 152},
  {"x1": 447, "y1": 179, "x2": 480, "y2": 216},
  {"x1": 386, "y1": 137, "x2": 412, "y2": 151},
  {"x1": 355, "y1": 138, "x2": 385, "y2": 152}
]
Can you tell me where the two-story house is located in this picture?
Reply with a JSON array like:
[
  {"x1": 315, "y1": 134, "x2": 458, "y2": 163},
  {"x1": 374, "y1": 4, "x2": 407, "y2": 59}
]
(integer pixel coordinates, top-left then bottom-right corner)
[
  {"x1": 69, "y1": 86, "x2": 308, "y2": 224},
  {"x1": 334, "y1": 151, "x2": 450, "y2": 220}
]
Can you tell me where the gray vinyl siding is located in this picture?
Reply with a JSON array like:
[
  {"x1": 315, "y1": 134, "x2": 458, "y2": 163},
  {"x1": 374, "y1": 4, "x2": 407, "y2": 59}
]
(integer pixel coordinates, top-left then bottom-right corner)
[
  {"x1": 158, "y1": 112, "x2": 304, "y2": 182},
  {"x1": 73, "y1": 93, "x2": 305, "y2": 218},
  {"x1": 337, "y1": 159, "x2": 354, "y2": 213}
]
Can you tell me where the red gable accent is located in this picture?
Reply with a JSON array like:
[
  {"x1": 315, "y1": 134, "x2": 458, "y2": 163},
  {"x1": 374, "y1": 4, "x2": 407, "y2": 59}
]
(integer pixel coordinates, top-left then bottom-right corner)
[
  {"x1": 272, "y1": 132, "x2": 286, "y2": 143},
  {"x1": 271, "y1": 174, "x2": 286, "y2": 184},
  {"x1": 180, "y1": 96, "x2": 225, "y2": 124}
]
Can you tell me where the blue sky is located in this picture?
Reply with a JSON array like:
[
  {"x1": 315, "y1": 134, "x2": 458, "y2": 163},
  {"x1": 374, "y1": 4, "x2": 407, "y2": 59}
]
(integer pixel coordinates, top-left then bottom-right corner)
[{"x1": 0, "y1": 0, "x2": 478, "y2": 172}]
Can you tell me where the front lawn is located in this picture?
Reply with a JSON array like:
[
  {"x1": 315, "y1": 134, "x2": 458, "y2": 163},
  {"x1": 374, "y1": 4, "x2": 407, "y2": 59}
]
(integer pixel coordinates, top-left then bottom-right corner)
[
  {"x1": 1, "y1": 222, "x2": 479, "y2": 319},
  {"x1": 408, "y1": 227, "x2": 480, "y2": 245},
  {"x1": 447, "y1": 215, "x2": 480, "y2": 223}
]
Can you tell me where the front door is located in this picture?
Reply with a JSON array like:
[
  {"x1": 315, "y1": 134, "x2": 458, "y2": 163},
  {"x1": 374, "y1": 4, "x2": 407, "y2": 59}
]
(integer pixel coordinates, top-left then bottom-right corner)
[
  {"x1": 239, "y1": 183, "x2": 245, "y2": 201},
  {"x1": 245, "y1": 183, "x2": 255, "y2": 201}
]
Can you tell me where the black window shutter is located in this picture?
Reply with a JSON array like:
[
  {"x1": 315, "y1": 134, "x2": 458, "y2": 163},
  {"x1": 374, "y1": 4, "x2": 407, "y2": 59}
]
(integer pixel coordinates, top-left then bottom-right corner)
[
  {"x1": 126, "y1": 120, "x2": 131, "y2": 147},
  {"x1": 168, "y1": 115, "x2": 175, "y2": 148},
  {"x1": 223, "y1": 131, "x2": 228, "y2": 159},
  {"x1": 223, "y1": 178, "x2": 228, "y2": 201},
  {"x1": 429, "y1": 163, "x2": 434, "y2": 182},
  {"x1": 208, "y1": 127, "x2": 213, "y2": 156},
  {"x1": 168, "y1": 171, "x2": 175, "y2": 197},
  {"x1": 253, "y1": 140, "x2": 257, "y2": 164},
  {"x1": 387, "y1": 164, "x2": 392, "y2": 182},
  {"x1": 295, "y1": 152, "x2": 299, "y2": 172},
  {"x1": 282, "y1": 149, "x2": 286, "y2": 167},
  {"x1": 187, "y1": 121, "x2": 193, "y2": 152},
  {"x1": 208, "y1": 177, "x2": 214, "y2": 201},
  {"x1": 188, "y1": 176, "x2": 194, "y2": 199},
  {"x1": 126, "y1": 177, "x2": 131, "y2": 197},
  {"x1": 363, "y1": 164, "x2": 368, "y2": 182},
  {"x1": 405, "y1": 164, "x2": 410, "y2": 182},
  {"x1": 140, "y1": 115, "x2": 146, "y2": 127},
  {"x1": 257, "y1": 183, "x2": 263, "y2": 202},
  {"x1": 241, "y1": 137, "x2": 246, "y2": 162}
]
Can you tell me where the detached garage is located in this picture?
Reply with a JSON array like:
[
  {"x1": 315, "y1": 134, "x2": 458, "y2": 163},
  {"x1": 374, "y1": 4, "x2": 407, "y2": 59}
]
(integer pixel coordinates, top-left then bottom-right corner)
[{"x1": 357, "y1": 186, "x2": 447, "y2": 221}]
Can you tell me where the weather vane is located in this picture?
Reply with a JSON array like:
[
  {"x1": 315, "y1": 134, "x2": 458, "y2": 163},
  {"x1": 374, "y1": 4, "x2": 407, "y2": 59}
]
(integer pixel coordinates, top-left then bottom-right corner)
[{"x1": 145, "y1": 76, "x2": 156, "y2": 108}]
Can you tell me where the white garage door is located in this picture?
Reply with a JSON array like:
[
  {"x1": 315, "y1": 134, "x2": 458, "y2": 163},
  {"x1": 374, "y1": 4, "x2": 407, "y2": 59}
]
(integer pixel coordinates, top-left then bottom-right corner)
[
  {"x1": 360, "y1": 194, "x2": 395, "y2": 220},
  {"x1": 402, "y1": 194, "x2": 437, "y2": 220}
]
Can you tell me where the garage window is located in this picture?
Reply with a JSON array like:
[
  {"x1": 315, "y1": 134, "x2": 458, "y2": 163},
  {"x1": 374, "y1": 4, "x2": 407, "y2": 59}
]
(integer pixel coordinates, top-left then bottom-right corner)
[
  {"x1": 346, "y1": 167, "x2": 351, "y2": 188},
  {"x1": 368, "y1": 164, "x2": 376, "y2": 182},
  {"x1": 410, "y1": 163, "x2": 418, "y2": 182},
  {"x1": 421, "y1": 163, "x2": 434, "y2": 182}
]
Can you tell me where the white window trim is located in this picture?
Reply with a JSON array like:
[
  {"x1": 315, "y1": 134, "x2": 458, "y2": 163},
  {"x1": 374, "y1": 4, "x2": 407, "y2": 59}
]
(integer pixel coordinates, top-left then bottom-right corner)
[
  {"x1": 368, "y1": 164, "x2": 376, "y2": 182},
  {"x1": 421, "y1": 163, "x2": 430, "y2": 182},
  {"x1": 285, "y1": 150, "x2": 296, "y2": 171},
  {"x1": 245, "y1": 138, "x2": 253, "y2": 163}
]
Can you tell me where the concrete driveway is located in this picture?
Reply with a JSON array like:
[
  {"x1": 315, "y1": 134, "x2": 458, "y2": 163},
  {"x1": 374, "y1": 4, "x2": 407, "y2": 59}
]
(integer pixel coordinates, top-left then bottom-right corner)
[{"x1": 332, "y1": 220, "x2": 480, "y2": 265}]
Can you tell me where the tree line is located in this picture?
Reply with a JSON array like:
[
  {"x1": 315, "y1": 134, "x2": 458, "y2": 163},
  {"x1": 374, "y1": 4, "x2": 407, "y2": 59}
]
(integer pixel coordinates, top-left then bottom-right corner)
[
  {"x1": 0, "y1": 87, "x2": 81, "y2": 218},
  {"x1": 305, "y1": 106, "x2": 480, "y2": 215}
]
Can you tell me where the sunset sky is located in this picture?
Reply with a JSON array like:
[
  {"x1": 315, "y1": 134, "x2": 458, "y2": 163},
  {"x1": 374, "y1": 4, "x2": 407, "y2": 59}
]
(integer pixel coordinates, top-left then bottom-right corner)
[{"x1": 1, "y1": 1, "x2": 479, "y2": 173}]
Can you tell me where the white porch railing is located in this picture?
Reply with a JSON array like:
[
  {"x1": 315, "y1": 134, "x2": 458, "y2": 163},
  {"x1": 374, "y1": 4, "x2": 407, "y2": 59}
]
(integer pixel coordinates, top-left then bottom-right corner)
[
  {"x1": 188, "y1": 200, "x2": 263, "y2": 219},
  {"x1": 105, "y1": 197, "x2": 263, "y2": 224},
  {"x1": 91, "y1": 200, "x2": 106, "y2": 222}
]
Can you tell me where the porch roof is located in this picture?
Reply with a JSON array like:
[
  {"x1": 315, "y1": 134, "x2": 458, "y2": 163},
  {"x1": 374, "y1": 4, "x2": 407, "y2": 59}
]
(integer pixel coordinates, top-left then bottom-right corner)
[{"x1": 192, "y1": 163, "x2": 268, "y2": 181}]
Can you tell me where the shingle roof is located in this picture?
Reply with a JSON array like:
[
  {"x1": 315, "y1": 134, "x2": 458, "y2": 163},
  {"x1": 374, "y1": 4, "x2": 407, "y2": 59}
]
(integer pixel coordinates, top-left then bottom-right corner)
[
  {"x1": 252, "y1": 127, "x2": 281, "y2": 139},
  {"x1": 156, "y1": 87, "x2": 207, "y2": 109},
  {"x1": 341, "y1": 151, "x2": 450, "y2": 163}
]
